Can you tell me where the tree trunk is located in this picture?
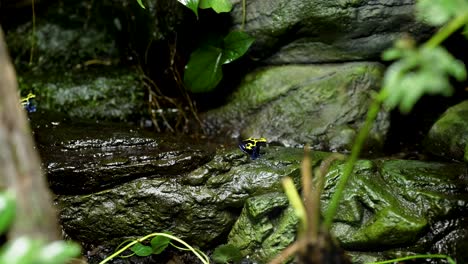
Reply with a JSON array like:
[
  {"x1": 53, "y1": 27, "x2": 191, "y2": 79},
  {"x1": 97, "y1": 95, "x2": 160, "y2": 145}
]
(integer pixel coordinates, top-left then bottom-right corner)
[{"x1": 0, "y1": 26, "x2": 60, "y2": 241}]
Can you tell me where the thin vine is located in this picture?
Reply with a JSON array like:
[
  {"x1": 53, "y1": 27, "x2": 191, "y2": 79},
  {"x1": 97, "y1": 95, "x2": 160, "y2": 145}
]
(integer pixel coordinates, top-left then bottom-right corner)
[
  {"x1": 241, "y1": 0, "x2": 246, "y2": 31},
  {"x1": 99, "y1": 232, "x2": 209, "y2": 264},
  {"x1": 368, "y1": 254, "x2": 456, "y2": 264},
  {"x1": 29, "y1": 0, "x2": 36, "y2": 65}
]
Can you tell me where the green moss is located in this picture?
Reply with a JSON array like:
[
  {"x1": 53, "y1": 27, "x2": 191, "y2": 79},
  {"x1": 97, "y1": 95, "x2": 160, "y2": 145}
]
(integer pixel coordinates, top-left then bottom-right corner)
[
  {"x1": 226, "y1": 158, "x2": 467, "y2": 263},
  {"x1": 203, "y1": 62, "x2": 388, "y2": 150},
  {"x1": 19, "y1": 68, "x2": 145, "y2": 121},
  {"x1": 338, "y1": 0, "x2": 365, "y2": 7},
  {"x1": 228, "y1": 193, "x2": 295, "y2": 263}
]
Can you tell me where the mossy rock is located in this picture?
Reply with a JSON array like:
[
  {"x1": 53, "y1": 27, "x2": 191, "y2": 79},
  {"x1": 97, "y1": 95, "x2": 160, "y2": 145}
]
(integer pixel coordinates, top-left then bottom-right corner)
[
  {"x1": 228, "y1": 0, "x2": 431, "y2": 63},
  {"x1": 19, "y1": 68, "x2": 145, "y2": 121},
  {"x1": 202, "y1": 62, "x2": 389, "y2": 151},
  {"x1": 424, "y1": 100, "x2": 468, "y2": 161},
  {"x1": 227, "y1": 159, "x2": 468, "y2": 263}
]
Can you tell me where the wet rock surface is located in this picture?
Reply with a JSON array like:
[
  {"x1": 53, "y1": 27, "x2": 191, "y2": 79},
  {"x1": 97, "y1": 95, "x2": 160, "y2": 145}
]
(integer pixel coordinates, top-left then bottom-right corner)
[
  {"x1": 55, "y1": 143, "x2": 316, "y2": 248},
  {"x1": 35, "y1": 120, "x2": 214, "y2": 194},
  {"x1": 37, "y1": 122, "x2": 468, "y2": 263},
  {"x1": 229, "y1": 0, "x2": 431, "y2": 63}
]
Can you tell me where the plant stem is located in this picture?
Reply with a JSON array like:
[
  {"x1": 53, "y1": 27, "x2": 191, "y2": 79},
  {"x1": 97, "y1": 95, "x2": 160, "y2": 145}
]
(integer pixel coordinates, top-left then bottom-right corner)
[
  {"x1": 29, "y1": 0, "x2": 36, "y2": 65},
  {"x1": 323, "y1": 91, "x2": 387, "y2": 229},
  {"x1": 301, "y1": 147, "x2": 315, "y2": 240},
  {"x1": 424, "y1": 12, "x2": 468, "y2": 49},
  {"x1": 241, "y1": 0, "x2": 246, "y2": 31},
  {"x1": 367, "y1": 254, "x2": 456, "y2": 264},
  {"x1": 282, "y1": 177, "x2": 307, "y2": 233}
]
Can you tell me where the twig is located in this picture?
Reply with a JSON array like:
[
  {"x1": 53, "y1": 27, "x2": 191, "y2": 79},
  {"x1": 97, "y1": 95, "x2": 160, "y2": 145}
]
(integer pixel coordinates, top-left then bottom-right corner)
[{"x1": 268, "y1": 240, "x2": 302, "y2": 264}]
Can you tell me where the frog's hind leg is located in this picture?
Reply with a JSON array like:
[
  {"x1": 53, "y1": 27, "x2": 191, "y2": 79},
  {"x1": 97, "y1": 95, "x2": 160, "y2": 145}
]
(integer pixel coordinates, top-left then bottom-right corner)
[{"x1": 250, "y1": 147, "x2": 261, "y2": 160}]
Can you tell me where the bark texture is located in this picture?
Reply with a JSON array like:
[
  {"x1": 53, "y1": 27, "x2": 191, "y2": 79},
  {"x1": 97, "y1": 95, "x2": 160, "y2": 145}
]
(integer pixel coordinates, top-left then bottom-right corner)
[{"x1": 0, "y1": 27, "x2": 59, "y2": 241}]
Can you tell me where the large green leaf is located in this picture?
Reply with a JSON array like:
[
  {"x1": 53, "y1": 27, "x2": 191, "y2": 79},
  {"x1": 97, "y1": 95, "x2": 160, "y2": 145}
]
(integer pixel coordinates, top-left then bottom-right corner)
[
  {"x1": 178, "y1": 0, "x2": 200, "y2": 18},
  {"x1": 183, "y1": 31, "x2": 255, "y2": 93},
  {"x1": 130, "y1": 242, "x2": 153, "y2": 257},
  {"x1": 184, "y1": 46, "x2": 224, "y2": 93},
  {"x1": 198, "y1": 33, "x2": 224, "y2": 49},
  {"x1": 150, "y1": 235, "x2": 171, "y2": 254},
  {"x1": 199, "y1": 0, "x2": 233, "y2": 13},
  {"x1": 221, "y1": 31, "x2": 255, "y2": 64}
]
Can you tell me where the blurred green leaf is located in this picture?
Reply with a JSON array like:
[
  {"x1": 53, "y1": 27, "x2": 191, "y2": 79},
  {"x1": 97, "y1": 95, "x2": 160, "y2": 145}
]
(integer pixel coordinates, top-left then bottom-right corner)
[
  {"x1": 383, "y1": 45, "x2": 466, "y2": 113},
  {"x1": 178, "y1": 0, "x2": 200, "y2": 18},
  {"x1": 131, "y1": 242, "x2": 153, "y2": 257},
  {"x1": 212, "y1": 244, "x2": 243, "y2": 264},
  {"x1": 221, "y1": 31, "x2": 255, "y2": 64},
  {"x1": 382, "y1": 48, "x2": 403, "y2": 61},
  {"x1": 184, "y1": 46, "x2": 224, "y2": 93},
  {"x1": 150, "y1": 235, "x2": 171, "y2": 254},
  {"x1": 0, "y1": 237, "x2": 42, "y2": 264},
  {"x1": 0, "y1": 191, "x2": 15, "y2": 235},
  {"x1": 416, "y1": 0, "x2": 468, "y2": 26},
  {"x1": 37, "y1": 241, "x2": 81, "y2": 264},
  {"x1": 136, "y1": 0, "x2": 146, "y2": 9},
  {"x1": 448, "y1": 256, "x2": 457, "y2": 264},
  {"x1": 199, "y1": 0, "x2": 233, "y2": 13}
]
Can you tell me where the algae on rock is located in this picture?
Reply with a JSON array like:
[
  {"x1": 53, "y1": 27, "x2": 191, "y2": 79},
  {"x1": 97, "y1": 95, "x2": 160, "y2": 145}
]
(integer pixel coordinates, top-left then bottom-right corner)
[
  {"x1": 228, "y1": 193, "x2": 296, "y2": 263},
  {"x1": 202, "y1": 62, "x2": 389, "y2": 151},
  {"x1": 54, "y1": 146, "x2": 319, "y2": 247},
  {"x1": 44, "y1": 125, "x2": 468, "y2": 263},
  {"x1": 227, "y1": 158, "x2": 468, "y2": 263},
  {"x1": 19, "y1": 69, "x2": 145, "y2": 121}
]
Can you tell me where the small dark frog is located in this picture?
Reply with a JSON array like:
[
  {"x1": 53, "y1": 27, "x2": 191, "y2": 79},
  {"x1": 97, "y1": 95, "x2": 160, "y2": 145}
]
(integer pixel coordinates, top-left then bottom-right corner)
[{"x1": 239, "y1": 137, "x2": 267, "y2": 160}]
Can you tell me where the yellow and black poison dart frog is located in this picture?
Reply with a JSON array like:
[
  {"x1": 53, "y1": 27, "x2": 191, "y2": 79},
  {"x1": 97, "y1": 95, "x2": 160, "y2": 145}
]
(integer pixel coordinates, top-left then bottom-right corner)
[
  {"x1": 20, "y1": 92, "x2": 36, "y2": 113},
  {"x1": 239, "y1": 137, "x2": 267, "y2": 160}
]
